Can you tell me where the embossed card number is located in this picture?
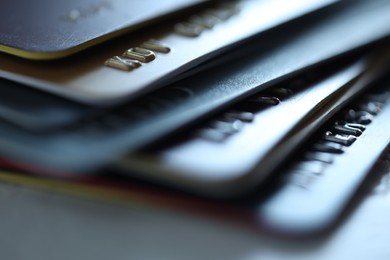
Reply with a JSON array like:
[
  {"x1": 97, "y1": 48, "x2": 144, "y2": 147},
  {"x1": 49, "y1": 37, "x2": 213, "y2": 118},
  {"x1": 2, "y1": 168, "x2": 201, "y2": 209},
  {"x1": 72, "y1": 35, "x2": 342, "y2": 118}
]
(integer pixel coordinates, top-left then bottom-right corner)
[{"x1": 105, "y1": 40, "x2": 169, "y2": 71}]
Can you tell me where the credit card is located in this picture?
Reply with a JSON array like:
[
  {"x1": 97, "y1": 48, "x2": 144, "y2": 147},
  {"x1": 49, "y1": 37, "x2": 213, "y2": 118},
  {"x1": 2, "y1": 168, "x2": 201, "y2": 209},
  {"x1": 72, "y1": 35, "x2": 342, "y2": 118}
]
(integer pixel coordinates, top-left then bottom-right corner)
[
  {"x1": 116, "y1": 54, "x2": 390, "y2": 196},
  {"x1": 0, "y1": 0, "x2": 337, "y2": 104},
  {"x1": 259, "y1": 83, "x2": 390, "y2": 236},
  {"x1": 0, "y1": 0, "x2": 207, "y2": 59}
]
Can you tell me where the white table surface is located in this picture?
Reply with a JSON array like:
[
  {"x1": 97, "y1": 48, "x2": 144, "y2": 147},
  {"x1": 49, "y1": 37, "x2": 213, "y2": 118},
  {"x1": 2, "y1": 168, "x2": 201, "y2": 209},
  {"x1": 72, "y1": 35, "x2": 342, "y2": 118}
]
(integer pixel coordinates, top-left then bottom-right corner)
[{"x1": 0, "y1": 161, "x2": 389, "y2": 260}]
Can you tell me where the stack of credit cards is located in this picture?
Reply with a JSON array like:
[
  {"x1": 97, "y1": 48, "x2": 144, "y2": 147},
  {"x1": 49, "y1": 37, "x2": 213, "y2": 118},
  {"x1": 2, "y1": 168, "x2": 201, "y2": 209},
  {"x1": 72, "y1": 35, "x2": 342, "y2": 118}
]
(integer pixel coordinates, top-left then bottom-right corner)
[{"x1": 0, "y1": 0, "x2": 390, "y2": 237}]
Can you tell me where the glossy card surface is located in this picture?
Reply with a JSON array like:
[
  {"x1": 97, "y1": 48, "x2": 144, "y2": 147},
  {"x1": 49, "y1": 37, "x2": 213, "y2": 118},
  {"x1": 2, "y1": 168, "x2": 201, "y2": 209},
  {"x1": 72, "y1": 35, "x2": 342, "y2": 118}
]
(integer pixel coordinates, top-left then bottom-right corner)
[{"x1": 0, "y1": 0, "x2": 205, "y2": 59}]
